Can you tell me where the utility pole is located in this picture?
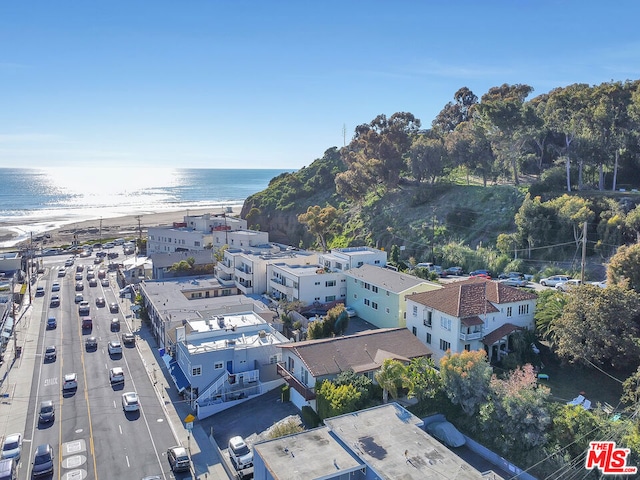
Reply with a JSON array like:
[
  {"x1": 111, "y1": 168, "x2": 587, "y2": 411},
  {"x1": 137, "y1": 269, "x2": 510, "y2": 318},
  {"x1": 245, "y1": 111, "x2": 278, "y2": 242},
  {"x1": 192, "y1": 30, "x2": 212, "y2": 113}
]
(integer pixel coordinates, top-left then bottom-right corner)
[
  {"x1": 99, "y1": 217, "x2": 103, "y2": 243},
  {"x1": 580, "y1": 220, "x2": 587, "y2": 283},
  {"x1": 342, "y1": 124, "x2": 347, "y2": 147},
  {"x1": 28, "y1": 232, "x2": 32, "y2": 303},
  {"x1": 135, "y1": 215, "x2": 143, "y2": 241}
]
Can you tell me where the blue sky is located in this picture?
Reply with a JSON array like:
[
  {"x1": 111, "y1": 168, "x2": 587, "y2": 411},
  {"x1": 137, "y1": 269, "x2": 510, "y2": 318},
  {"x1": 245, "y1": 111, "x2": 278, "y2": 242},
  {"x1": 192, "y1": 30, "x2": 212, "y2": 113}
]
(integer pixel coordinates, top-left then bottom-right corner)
[{"x1": 1, "y1": 1, "x2": 639, "y2": 170}]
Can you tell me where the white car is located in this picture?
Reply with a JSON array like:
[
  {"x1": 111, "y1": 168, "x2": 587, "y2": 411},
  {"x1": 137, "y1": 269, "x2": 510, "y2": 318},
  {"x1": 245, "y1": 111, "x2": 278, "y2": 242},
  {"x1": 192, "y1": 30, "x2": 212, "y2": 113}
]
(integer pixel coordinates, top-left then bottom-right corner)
[
  {"x1": 108, "y1": 340, "x2": 122, "y2": 355},
  {"x1": 121, "y1": 392, "x2": 140, "y2": 412},
  {"x1": 109, "y1": 367, "x2": 124, "y2": 384},
  {"x1": 63, "y1": 373, "x2": 78, "y2": 391},
  {"x1": 540, "y1": 275, "x2": 570, "y2": 287},
  {"x1": 590, "y1": 280, "x2": 607, "y2": 288},
  {"x1": 345, "y1": 307, "x2": 356, "y2": 318},
  {"x1": 1, "y1": 432, "x2": 22, "y2": 460},
  {"x1": 556, "y1": 279, "x2": 582, "y2": 292}
]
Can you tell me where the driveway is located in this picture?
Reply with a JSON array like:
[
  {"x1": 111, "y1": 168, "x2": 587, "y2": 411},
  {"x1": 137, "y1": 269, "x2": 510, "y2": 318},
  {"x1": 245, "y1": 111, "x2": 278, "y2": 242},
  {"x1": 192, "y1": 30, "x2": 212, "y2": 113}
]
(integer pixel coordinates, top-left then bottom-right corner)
[{"x1": 205, "y1": 386, "x2": 300, "y2": 448}]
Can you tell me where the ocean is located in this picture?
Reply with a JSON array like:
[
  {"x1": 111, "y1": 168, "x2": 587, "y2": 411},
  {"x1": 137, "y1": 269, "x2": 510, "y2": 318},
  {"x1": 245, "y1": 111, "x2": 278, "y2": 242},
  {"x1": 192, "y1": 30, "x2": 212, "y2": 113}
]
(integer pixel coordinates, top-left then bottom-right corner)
[{"x1": 0, "y1": 167, "x2": 291, "y2": 246}]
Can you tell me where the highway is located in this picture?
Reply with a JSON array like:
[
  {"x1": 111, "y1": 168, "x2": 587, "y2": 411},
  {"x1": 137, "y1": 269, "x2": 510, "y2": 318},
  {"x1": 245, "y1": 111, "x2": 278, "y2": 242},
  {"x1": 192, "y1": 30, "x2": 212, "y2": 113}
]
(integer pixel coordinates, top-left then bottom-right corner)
[{"x1": 19, "y1": 246, "x2": 191, "y2": 480}]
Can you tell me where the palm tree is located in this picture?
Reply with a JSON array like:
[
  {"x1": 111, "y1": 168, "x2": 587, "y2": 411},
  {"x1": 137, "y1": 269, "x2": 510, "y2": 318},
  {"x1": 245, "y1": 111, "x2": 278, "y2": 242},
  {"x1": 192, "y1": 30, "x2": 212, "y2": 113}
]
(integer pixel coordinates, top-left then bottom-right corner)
[{"x1": 374, "y1": 359, "x2": 406, "y2": 403}]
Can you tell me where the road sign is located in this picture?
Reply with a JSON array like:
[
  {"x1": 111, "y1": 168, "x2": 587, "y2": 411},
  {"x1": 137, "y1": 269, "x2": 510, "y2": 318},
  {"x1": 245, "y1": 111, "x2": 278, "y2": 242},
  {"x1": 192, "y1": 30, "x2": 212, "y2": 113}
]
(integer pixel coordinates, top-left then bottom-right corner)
[
  {"x1": 185, "y1": 422, "x2": 193, "y2": 431},
  {"x1": 184, "y1": 413, "x2": 195, "y2": 423}
]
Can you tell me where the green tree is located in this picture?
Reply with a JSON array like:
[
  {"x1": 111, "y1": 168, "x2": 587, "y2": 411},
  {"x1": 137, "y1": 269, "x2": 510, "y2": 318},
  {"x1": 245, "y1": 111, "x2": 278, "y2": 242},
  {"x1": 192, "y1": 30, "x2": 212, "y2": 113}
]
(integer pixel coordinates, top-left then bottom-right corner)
[
  {"x1": 624, "y1": 204, "x2": 640, "y2": 243},
  {"x1": 297, "y1": 205, "x2": 342, "y2": 251},
  {"x1": 621, "y1": 366, "x2": 640, "y2": 410},
  {"x1": 406, "y1": 135, "x2": 445, "y2": 184},
  {"x1": 317, "y1": 380, "x2": 362, "y2": 419},
  {"x1": 479, "y1": 365, "x2": 551, "y2": 459},
  {"x1": 534, "y1": 289, "x2": 567, "y2": 346},
  {"x1": 439, "y1": 350, "x2": 492, "y2": 416},
  {"x1": 608, "y1": 243, "x2": 640, "y2": 293},
  {"x1": 432, "y1": 86, "x2": 478, "y2": 134},
  {"x1": 334, "y1": 369, "x2": 373, "y2": 410},
  {"x1": 403, "y1": 357, "x2": 441, "y2": 401},
  {"x1": 554, "y1": 285, "x2": 640, "y2": 368},
  {"x1": 374, "y1": 359, "x2": 406, "y2": 403}
]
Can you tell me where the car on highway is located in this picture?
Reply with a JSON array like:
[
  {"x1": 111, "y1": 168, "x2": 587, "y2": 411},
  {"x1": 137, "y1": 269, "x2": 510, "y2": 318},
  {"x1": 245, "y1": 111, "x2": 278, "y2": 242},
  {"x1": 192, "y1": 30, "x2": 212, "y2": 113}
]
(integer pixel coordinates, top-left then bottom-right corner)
[
  {"x1": 76, "y1": 264, "x2": 84, "y2": 272},
  {"x1": 109, "y1": 367, "x2": 124, "y2": 384},
  {"x1": 49, "y1": 295, "x2": 60, "y2": 308},
  {"x1": 1, "y1": 433, "x2": 22, "y2": 460},
  {"x1": 539, "y1": 275, "x2": 570, "y2": 287},
  {"x1": 63, "y1": 373, "x2": 78, "y2": 391},
  {"x1": 109, "y1": 302, "x2": 119, "y2": 313},
  {"x1": 75, "y1": 293, "x2": 83, "y2": 303},
  {"x1": 64, "y1": 258, "x2": 74, "y2": 267},
  {"x1": 75, "y1": 281, "x2": 84, "y2": 291},
  {"x1": 108, "y1": 340, "x2": 122, "y2": 355},
  {"x1": 556, "y1": 279, "x2": 582, "y2": 292},
  {"x1": 51, "y1": 282, "x2": 60, "y2": 292},
  {"x1": 75, "y1": 272, "x2": 83, "y2": 281},
  {"x1": 103, "y1": 242, "x2": 115, "y2": 249},
  {"x1": 122, "y1": 332, "x2": 135, "y2": 346},
  {"x1": 31, "y1": 443, "x2": 54, "y2": 477},
  {"x1": 38, "y1": 401, "x2": 55, "y2": 424},
  {"x1": 95, "y1": 297, "x2": 106, "y2": 307},
  {"x1": 57, "y1": 267, "x2": 66, "y2": 277},
  {"x1": 111, "y1": 318, "x2": 121, "y2": 332},
  {"x1": 101, "y1": 278, "x2": 109, "y2": 287},
  {"x1": 44, "y1": 345, "x2": 56, "y2": 362},
  {"x1": 78, "y1": 301, "x2": 90, "y2": 315},
  {"x1": 85, "y1": 336, "x2": 98, "y2": 351},
  {"x1": 121, "y1": 391, "x2": 140, "y2": 412},
  {"x1": 167, "y1": 446, "x2": 190, "y2": 473},
  {"x1": 35, "y1": 286, "x2": 45, "y2": 297},
  {"x1": 81, "y1": 317, "x2": 93, "y2": 330},
  {"x1": 46, "y1": 317, "x2": 56, "y2": 329},
  {"x1": 86, "y1": 271, "x2": 95, "y2": 280},
  {"x1": 89, "y1": 278, "x2": 98, "y2": 287},
  {"x1": 93, "y1": 257, "x2": 103, "y2": 264}
]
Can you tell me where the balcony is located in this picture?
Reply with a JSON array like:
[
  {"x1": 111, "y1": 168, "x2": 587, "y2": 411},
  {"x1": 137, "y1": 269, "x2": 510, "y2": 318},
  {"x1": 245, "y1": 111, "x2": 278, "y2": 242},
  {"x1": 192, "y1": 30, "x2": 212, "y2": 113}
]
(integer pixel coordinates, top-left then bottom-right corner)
[
  {"x1": 277, "y1": 363, "x2": 315, "y2": 401},
  {"x1": 459, "y1": 331, "x2": 483, "y2": 341}
]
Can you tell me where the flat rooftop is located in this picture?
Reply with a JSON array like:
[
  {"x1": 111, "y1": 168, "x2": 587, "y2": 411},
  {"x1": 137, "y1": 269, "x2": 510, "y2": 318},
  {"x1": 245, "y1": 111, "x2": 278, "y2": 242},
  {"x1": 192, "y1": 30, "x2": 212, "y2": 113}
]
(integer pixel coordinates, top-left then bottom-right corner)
[{"x1": 254, "y1": 427, "x2": 363, "y2": 479}]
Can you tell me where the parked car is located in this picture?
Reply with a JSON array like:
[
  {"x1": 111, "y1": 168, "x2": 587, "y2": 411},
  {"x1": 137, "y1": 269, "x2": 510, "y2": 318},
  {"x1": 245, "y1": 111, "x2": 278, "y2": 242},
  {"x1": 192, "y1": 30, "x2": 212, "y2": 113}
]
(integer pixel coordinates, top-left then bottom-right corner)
[
  {"x1": 35, "y1": 286, "x2": 45, "y2": 297},
  {"x1": 63, "y1": 373, "x2": 77, "y2": 391},
  {"x1": 498, "y1": 277, "x2": 528, "y2": 287},
  {"x1": 38, "y1": 400, "x2": 55, "y2": 424},
  {"x1": 433, "y1": 266, "x2": 448, "y2": 277},
  {"x1": 31, "y1": 443, "x2": 54, "y2": 477},
  {"x1": 122, "y1": 391, "x2": 140, "y2": 412},
  {"x1": 590, "y1": 280, "x2": 607, "y2": 288},
  {"x1": 166, "y1": 446, "x2": 190, "y2": 473},
  {"x1": 44, "y1": 345, "x2": 57, "y2": 362},
  {"x1": 1, "y1": 433, "x2": 22, "y2": 460},
  {"x1": 228, "y1": 436, "x2": 253, "y2": 474},
  {"x1": 556, "y1": 279, "x2": 582, "y2": 292},
  {"x1": 345, "y1": 306, "x2": 356, "y2": 318},
  {"x1": 469, "y1": 269, "x2": 491, "y2": 278},
  {"x1": 51, "y1": 282, "x2": 60, "y2": 292},
  {"x1": 540, "y1": 275, "x2": 570, "y2": 287},
  {"x1": 445, "y1": 266, "x2": 463, "y2": 276}
]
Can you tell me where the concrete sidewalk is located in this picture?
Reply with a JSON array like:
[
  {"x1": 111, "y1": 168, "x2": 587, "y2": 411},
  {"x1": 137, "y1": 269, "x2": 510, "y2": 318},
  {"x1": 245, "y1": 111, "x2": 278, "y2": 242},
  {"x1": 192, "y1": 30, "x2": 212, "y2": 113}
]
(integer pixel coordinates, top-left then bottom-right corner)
[{"x1": 0, "y1": 287, "x2": 231, "y2": 480}]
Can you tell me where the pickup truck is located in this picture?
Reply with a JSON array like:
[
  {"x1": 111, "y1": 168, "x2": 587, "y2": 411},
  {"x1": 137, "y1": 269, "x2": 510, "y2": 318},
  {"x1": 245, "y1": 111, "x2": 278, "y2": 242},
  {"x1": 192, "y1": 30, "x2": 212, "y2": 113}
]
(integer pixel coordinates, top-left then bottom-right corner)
[{"x1": 228, "y1": 436, "x2": 253, "y2": 478}]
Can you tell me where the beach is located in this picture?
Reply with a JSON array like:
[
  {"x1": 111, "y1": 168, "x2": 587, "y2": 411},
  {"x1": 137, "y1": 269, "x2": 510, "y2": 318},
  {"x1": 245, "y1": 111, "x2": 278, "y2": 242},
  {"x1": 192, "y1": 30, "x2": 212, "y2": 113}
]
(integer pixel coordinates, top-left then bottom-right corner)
[{"x1": 0, "y1": 205, "x2": 242, "y2": 251}]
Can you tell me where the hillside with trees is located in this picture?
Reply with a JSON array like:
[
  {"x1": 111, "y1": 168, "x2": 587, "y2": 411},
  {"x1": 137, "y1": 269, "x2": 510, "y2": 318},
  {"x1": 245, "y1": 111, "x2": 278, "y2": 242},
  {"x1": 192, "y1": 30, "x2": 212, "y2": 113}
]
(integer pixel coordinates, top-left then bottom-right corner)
[{"x1": 241, "y1": 79, "x2": 640, "y2": 277}]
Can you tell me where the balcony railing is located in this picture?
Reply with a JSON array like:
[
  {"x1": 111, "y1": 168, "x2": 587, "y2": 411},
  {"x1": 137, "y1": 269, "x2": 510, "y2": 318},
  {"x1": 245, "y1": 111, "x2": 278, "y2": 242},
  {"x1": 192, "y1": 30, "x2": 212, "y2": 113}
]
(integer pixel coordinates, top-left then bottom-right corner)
[
  {"x1": 277, "y1": 363, "x2": 316, "y2": 401},
  {"x1": 459, "y1": 331, "x2": 483, "y2": 341}
]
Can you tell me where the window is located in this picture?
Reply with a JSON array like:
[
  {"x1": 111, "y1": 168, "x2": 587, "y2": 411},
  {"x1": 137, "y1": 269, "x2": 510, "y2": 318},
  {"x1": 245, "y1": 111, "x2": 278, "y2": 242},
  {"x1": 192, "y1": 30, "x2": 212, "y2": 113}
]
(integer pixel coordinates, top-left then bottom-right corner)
[
  {"x1": 425, "y1": 332, "x2": 432, "y2": 344},
  {"x1": 364, "y1": 282, "x2": 371, "y2": 290},
  {"x1": 364, "y1": 298, "x2": 370, "y2": 306},
  {"x1": 506, "y1": 307, "x2": 512, "y2": 317},
  {"x1": 192, "y1": 366, "x2": 202, "y2": 376},
  {"x1": 214, "y1": 362, "x2": 223, "y2": 370},
  {"x1": 464, "y1": 344, "x2": 471, "y2": 351},
  {"x1": 412, "y1": 326, "x2": 417, "y2": 336},
  {"x1": 424, "y1": 311, "x2": 432, "y2": 327},
  {"x1": 325, "y1": 280, "x2": 336, "y2": 287},
  {"x1": 519, "y1": 304, "x2": 529, "y2": 315},
  {"x1": 372, "y1": 302, "x2": 378, "y2": 310},
  {"x1": 325, "y1": 295, "x2": 336, "y2": 302},
  {"x1": 385, "y1": 307, "x2": 390, "y2": 313},
  {"x1": 412, "y1": 306, "x2": 418, "y2": 316},
  {"x1": 372, "y1": 286, "x2": 378, "y2": 293},
  {"x1": 314, "y1": 281, "x2": 320, "y2": 286},
  {"x1": 440, "y1": 317, "x2": 451, "y2": 331},
  {"x1": 440, "y1": 339, "x2": 451, "y2": 351}
]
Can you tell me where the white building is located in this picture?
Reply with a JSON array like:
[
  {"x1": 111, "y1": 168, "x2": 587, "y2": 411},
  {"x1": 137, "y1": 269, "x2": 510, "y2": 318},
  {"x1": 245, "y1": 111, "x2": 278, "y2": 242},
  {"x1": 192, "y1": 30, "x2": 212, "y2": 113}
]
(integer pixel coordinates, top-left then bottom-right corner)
[
  {"x1": 405, "y1": 277, "x2": 537, "y2": 365},
  {"x1": 215, "y1": 244, "x2": 318, "y2": 296},
  {"x1": 147, "y1": 212, "x2": 251, "y2": 254},
  {"x1": 267, "y1": 263, "x2": 347, "y2": 305},
  {"x1": 318, "y1": 246, "x2": 387, "y2": 272}
]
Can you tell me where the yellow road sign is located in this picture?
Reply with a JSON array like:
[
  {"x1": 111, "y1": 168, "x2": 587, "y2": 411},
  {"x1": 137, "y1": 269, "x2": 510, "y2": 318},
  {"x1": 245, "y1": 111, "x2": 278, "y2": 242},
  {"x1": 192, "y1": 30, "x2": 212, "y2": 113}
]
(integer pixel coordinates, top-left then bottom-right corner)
[{"x1": 184, "y1": 413, "x2": 196, "y2": 423}]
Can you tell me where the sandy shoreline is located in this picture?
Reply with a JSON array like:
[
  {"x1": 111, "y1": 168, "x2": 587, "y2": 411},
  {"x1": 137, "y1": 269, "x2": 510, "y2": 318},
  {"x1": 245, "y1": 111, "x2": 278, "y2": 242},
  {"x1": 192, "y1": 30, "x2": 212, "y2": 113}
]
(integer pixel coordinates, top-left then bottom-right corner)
[{"x1": 0, "y1": 205, "x2": 242, "y2": 251}]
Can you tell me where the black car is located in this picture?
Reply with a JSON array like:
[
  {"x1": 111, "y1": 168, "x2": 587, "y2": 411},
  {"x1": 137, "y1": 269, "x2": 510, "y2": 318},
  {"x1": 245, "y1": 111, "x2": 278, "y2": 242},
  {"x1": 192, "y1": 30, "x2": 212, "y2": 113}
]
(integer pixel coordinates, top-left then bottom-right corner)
[
  {"x1": 122, "y1": 332, "x2": 135, "y2": 346},
  {"x1": 445, "y1": 266, "x2": 464, "y2": 276},
  {"x1": 38, "y1": 401, "x2": 55, "y2": 424},
  {"x1": 32, "y1": 444, "x2": 54, "y2": 477},
  {"x1": 109, "y1": 303, "x2": 119, "y2": 313},
  {"x1": 44, "y1": 345, "x2": 56, "y2": 362},
  {"x1": 85, "y1": 336, "x2": 98, "y2": 351}
]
